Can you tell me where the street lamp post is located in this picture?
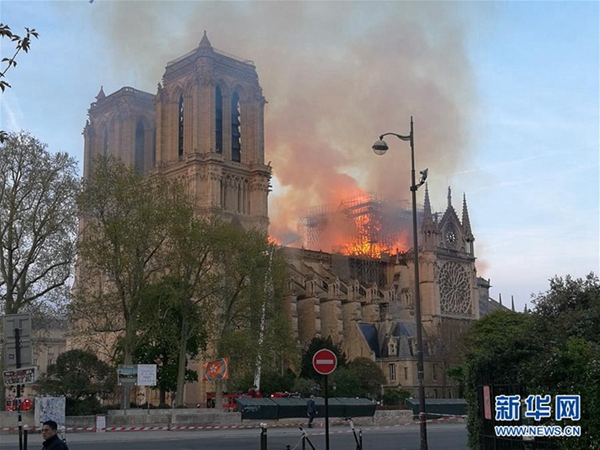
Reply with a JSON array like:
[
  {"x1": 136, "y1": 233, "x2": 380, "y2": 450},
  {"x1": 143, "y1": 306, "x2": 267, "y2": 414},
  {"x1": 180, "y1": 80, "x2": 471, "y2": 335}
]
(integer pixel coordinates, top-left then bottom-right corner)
[{"x1": 372, "y1": 116, "x2": 429, "y2": 450}]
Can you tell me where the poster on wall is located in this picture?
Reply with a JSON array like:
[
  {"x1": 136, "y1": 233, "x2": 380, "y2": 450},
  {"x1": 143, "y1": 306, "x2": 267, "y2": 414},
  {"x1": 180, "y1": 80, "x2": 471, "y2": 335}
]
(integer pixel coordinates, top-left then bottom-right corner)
[
  {"x1": 137, "y1": 364, "x2": 157, "y2": 386},
  {"x1": 117, "y1": 364, "x2": 138, "y2": 385},
  {"x1": 35, "y1": 397, "x2": 66, "y2": 429},
  {"x1": 202, "y1": 358, "x2": 229, "y2": 381}
]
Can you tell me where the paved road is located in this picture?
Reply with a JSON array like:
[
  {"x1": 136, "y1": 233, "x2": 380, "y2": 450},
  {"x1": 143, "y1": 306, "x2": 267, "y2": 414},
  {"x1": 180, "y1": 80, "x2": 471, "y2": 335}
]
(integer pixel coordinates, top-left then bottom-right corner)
[{"x1": 0, "y1": 423, "x2": 468, "y2": 449}]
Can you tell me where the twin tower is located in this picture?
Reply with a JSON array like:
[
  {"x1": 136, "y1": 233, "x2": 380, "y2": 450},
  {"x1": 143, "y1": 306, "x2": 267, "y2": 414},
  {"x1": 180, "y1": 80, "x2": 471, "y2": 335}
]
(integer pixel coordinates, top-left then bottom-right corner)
[{"x1": 82, "y1": 33, "x2": 271, "y2": 231}]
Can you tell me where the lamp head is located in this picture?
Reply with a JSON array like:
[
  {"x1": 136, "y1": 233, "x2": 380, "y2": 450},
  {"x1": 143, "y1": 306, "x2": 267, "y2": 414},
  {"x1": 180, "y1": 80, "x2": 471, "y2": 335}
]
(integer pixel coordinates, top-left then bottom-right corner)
[{"x1": 372, "y1": 139, "x2": 388, "y2": 156}]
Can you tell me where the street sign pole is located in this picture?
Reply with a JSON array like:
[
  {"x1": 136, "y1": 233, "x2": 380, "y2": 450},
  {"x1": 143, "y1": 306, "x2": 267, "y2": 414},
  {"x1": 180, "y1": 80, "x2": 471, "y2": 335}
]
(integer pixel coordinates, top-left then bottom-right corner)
[
  {"x1": 15, "y1": 327, "x2": 23, "y2": 450},
  {"x1": 312, "y1": 349, "x2": 337, "y2": 450},
  {"x1": 324, "y1": 374, "x2": 330, "y2": 450}
]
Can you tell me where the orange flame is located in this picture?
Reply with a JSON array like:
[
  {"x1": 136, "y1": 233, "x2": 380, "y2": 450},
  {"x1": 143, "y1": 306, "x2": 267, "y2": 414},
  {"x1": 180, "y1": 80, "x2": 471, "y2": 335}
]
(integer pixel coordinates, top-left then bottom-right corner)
[
  {"x1": 292, "y1": 193, "x2": 413, "y2": 258},
  {"x1": 338, "y1": 213, "x2": 411, "y2": 258}
]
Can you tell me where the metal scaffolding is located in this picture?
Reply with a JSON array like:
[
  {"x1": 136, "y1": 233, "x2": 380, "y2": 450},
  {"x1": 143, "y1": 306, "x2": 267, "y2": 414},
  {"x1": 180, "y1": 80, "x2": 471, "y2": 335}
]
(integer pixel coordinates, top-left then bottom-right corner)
[{"x1": 298, "y1": 193, "x2": 421, "y2": 258}]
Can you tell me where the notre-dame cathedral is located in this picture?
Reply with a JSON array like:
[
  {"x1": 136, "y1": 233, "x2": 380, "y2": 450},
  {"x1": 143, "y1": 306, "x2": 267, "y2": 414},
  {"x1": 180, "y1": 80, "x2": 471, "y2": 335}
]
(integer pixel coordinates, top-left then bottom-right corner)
[
  {"x1": 83, "y1": 32, "x2": 270, "y2": 232},
  {"x1": 82, "y1": 34, "x2": 506, "y2": 404}
]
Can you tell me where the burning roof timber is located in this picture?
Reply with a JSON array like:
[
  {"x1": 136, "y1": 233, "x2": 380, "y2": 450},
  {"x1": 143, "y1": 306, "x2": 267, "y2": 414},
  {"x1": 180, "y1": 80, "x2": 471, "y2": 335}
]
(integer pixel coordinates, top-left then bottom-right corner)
[{"x1": 298, "y1": 193, "x2": 423, "y2": 258}]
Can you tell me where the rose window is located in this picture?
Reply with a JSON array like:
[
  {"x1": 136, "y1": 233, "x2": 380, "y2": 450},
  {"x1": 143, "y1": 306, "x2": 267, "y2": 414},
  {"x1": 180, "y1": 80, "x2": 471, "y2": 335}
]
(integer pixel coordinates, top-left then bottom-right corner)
[{"x1": 439, "y1": 261, "x2": 471, "y2": 315}]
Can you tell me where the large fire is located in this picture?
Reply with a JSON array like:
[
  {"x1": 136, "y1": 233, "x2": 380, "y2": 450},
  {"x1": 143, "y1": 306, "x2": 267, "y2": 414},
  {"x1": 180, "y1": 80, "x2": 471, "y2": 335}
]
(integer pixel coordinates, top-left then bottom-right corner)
[{"x1": 296, "y1": 193, "x2": 414, "y2": 258}]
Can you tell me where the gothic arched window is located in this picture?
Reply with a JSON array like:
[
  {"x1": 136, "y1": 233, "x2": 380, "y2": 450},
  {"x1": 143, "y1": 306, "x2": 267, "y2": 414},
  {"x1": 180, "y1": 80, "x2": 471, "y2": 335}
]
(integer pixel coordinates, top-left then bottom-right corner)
[
  {"x1": 135, "y1": 120, "x2": 145, "y2": 173},
  {"x1": 231, "y1": 92, "x2": 241, "y2": 162},
  {"x1": 178, "y1": 94, "x2": 184, "y2": 158},
  {"x1": 215, "y1": 86, "x2": 223, "y2": 154},
  {"x1": 438, "y1": 261, "x2": 472, "y2": 315}
]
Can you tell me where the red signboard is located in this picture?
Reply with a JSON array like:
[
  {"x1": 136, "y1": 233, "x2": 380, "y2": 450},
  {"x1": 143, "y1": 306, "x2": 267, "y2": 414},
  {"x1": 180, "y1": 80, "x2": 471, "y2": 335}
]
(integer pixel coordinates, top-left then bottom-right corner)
[
  {"x1": 312, "y1": 349, "x2": 337, "y2": 375},
  {"x1": 483, "y1": 385, "x2": 492, "y2": 420}
]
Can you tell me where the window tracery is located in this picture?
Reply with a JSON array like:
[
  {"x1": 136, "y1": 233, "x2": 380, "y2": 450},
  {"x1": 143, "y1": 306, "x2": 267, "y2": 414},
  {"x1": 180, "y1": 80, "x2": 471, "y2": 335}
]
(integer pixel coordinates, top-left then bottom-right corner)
[{"x1": 439, "y1": 261, "x2": 471, "y2": 315}]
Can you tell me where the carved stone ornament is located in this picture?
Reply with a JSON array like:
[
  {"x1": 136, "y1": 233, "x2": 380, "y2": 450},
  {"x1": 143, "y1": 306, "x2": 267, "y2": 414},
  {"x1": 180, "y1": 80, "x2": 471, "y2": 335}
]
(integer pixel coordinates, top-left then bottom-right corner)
[{"x1": 439, "y1": 261, "x2": 471, "y2": 315}]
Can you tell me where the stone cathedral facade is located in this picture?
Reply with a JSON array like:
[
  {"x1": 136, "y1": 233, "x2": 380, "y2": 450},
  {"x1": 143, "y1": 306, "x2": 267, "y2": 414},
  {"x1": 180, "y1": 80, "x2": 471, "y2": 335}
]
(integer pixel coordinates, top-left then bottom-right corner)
[
  {"x1": 285, "y1": 187, "x2": 506, "y2": 399},
  {"x1": 80, "y1": 35, "x2": 506, "y2": 404},
  {"x1": 83, "y1": 32, "x2": 271, "y2": 232}
]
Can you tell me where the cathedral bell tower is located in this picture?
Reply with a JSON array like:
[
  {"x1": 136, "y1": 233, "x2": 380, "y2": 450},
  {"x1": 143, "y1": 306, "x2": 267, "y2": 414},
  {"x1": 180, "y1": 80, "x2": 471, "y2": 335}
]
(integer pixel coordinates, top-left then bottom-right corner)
[
  {"x1": 154, "y1": 32, "x2": 270, "y2": 231},
  {"x1": 83, "y1": 32, "x2": 271, "y2": 232},
  {"x1": 418, "y1": 186, "x2": 479, "y2": 322}
]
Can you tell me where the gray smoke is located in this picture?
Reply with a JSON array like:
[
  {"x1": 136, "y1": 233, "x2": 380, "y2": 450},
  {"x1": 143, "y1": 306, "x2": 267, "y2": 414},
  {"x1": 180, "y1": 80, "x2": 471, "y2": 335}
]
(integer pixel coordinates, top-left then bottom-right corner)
[{"x1": 80, "y1": 1, "x2": 488, "y2": 243}]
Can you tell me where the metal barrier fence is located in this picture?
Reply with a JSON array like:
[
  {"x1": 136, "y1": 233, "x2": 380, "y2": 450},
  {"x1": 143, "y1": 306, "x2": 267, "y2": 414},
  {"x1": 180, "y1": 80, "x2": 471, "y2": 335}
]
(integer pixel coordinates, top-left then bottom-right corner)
[{"x1": 260, "y1": 418, "x2": 363, "y2": 450}]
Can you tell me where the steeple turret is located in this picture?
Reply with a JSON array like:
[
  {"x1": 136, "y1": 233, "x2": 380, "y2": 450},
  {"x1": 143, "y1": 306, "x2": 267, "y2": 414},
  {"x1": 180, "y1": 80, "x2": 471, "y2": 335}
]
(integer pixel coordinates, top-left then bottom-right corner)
[
  {"x1": 95, "y1": 86, "x2": 106, "y2": 101},
  {"x1": 420, "y1": 184, "x2": 438, "y2": 250},
  {"x1": 199, "y1": 30, "x2": 212, "y2": 48},
  {"x1": 422, "y1": 184, "x2": 435, "y2": 228},
  {"x1": 462, "y1": 193, "x2": 474, "y2": 240}
]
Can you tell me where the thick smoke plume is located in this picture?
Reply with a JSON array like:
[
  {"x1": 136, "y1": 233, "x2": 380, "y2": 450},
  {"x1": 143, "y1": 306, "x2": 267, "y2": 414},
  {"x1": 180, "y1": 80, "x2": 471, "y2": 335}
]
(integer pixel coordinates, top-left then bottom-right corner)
[{"x1": 85, "y1": 2, "x2": 481, "y2": 247}]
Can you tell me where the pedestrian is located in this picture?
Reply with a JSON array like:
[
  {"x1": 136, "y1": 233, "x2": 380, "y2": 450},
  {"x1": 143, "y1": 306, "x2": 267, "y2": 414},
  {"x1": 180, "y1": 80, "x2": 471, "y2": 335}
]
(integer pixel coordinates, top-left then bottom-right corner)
[
  {"x1": 41, "y1": 420, "x2": 69, "y2": 450},
  {"x1": 306, "y1": 394, "x2": 318, "y2": 428}
]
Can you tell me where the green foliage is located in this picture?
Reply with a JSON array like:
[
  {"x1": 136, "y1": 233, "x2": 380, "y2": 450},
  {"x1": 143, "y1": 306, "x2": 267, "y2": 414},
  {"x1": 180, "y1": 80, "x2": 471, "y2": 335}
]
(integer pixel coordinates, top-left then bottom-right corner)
[
  {"x1": 73, "y1": 156, "x2": 192, "y2": 364},
  {"x1": 299, "y1": 336, "x2": 347, "y2": 381},
  {"x1": 0, "y1": 24, "x2": 38, "y2": 92},
  {"x1": 458, "y1": 273, "x2": 600, "y2": 450},
  {"x1": 134, "y1": 276, "x2": 206, "y2": 405},
  {"x1": 0, "y1": 24, "x2": 39, "y2": 142},
  {"x1": 459, "y1": 309, "x2": 538, "y2": 449},
  {"x1": 73, "y1": 156, "x2": 298, "y2": 407},
  {"x1": 528, "y1": 273, "x2": 600, "y2": 449},
  {"x1": 212, "y1": 231, "x2": 297, "y2": 392},
  {"x1": 329, "y1": 368, "x2": 361, "y2": 397},
  {"x1": 382, "y1": 387, "x2": 411, "y2": 406},
  {"x1": 259, "y1": 369, "x2": 297, "y2": 396},
  {"x1": 37, "y1": 349, "x2": 116, "y2": 415},
  {"x1": 0, "y1": 131, "x2": 79, "y2": 315},
  {"x1": 346, "y1": 357, "x2": 387, "y2": 398},
  {"x1": 292, "y1": 377, "x2": 320, "y2": 397}
]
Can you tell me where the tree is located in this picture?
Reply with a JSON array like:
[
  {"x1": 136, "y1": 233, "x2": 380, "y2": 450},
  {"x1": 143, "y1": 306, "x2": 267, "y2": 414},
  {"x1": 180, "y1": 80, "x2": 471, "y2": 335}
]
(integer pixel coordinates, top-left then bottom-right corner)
[
  {"x1": 456, "y1": 273, "x2": 600, "y2": 450},
  {"x1": 329, "y1": 368, "x2": 362, "y2": 397},
  {"x1": 211, "y1": 229, "x2": 296, "y2": 402},
  {"x1": 0, "y1": 131, "x2": 78, "y2": 409},
  {"x1": 346, "y1": 357, "x2": 386, "y2": 399},
  {"x1": 0, "y1": 131, "x2": 79, "y2": 315},
  {"x1": 457, "y1": 309, "x2": 537, "y2": 450},
  {"x1": 72, "y1": 156, "x2": 190, "y2": 407},
  {"x1": 162, "y1": 215, "x2": 226, "y2": 407},
  {"x1": 0, "y1": 24, "x2": 39, "y2": 142},
  {"x1": 134, "y1": 276, "x2": 206, "y2": 405},
  {"x1": 429, "y1": 318, "x2": 472, "y2": 396},
  {"x1": 258, "y1": 369, "x2": 296, "y2": 397},
  {"x1": 37, "y1": 349, "x2": 116, "y2": 415},
  {"x1": 528, "y1": 273, "x2": 600, "y2": 450}
]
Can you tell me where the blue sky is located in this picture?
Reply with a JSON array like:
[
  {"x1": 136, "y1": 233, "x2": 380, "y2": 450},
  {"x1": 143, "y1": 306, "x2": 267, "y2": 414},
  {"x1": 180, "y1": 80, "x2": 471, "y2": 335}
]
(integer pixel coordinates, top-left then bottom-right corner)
[{"x1": 1, "y1": 1, "x2": 598, "y2": 312}]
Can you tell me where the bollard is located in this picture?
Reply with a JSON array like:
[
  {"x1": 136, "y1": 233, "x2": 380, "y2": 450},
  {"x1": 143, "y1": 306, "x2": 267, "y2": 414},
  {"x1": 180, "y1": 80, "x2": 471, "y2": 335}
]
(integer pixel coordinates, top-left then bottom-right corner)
[
  {"x1": 18, "y1": 417, "x2": 23, "y2": 450},
  {"x1": 260, "y1": 422, "x2": 268, "y2": 450},
  {"x1": 359, "y1": 429, "x2": 363, "y2": 450},
  {"x1": 23, "y1": 425, "x2": 28, "y2": 450},
  {"x1": 302, "y1": 435, "x2": 306, "y2": 450}
]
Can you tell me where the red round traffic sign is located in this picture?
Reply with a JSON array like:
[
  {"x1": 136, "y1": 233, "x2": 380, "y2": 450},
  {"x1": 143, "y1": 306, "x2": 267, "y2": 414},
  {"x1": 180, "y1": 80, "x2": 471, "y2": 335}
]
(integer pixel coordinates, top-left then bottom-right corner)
[{"x1": 312, "y1": 348, "x2": 338, "y2": 375}]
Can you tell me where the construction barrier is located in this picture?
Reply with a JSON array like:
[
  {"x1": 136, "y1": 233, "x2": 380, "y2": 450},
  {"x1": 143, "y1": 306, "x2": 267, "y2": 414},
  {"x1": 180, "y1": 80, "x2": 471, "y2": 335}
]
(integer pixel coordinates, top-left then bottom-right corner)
[{"x1": 0, "y1": 412, "x2": 465, "y2": 433}]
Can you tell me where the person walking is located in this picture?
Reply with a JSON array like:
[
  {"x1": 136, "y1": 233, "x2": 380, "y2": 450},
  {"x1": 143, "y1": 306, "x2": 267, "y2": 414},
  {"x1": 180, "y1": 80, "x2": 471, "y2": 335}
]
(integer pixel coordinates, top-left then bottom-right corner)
[
  {"x1": 306, "y1": 394, "x2": 318, "y2": 428},
  {"x1": 41, "y1": 420, "x2": 69, "y2": 450}
]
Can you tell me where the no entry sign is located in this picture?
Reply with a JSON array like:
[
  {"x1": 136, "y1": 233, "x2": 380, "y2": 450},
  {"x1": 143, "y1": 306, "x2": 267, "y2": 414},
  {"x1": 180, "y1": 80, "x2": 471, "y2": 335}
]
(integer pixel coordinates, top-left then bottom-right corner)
[{"x1": 312, "y1": 348, "x2": 338, "y2": 375}]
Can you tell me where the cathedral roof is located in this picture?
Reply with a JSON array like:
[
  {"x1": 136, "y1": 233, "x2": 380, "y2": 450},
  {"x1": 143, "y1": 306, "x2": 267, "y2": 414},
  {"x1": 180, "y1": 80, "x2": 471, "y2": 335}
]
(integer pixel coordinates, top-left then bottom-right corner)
[{"x1": 358, "y1": 323, "x2": 380, "y2": 358}]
